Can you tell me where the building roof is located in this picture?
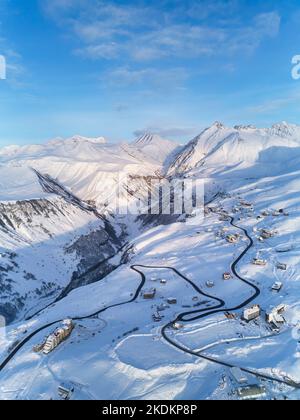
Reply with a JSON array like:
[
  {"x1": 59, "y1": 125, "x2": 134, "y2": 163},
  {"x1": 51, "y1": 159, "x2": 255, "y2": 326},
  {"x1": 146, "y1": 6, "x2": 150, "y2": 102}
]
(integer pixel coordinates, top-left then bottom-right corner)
[{"x1": 237, "y1": 385, "x2": 266, "y2": 400}]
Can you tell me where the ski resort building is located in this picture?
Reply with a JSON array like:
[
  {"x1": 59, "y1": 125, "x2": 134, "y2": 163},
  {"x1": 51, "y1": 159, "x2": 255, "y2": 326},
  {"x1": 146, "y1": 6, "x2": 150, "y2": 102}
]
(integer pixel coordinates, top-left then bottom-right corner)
[
  {"x1": 43, "y1": 319, "x2": 74, "y2": 355},
  {"x1": 223, "y1": 272, "x2": 232, "y2": 280},
  {"x1": 243, "y1": 305, "x2": 261, "y2": 321}
]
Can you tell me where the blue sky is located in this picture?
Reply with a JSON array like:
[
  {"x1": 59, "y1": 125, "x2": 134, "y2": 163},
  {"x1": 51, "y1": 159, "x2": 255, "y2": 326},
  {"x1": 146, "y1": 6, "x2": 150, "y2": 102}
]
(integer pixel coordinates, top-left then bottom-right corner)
[{"x1": 0, "y1": 0, "x2": 300, "y2": 146}]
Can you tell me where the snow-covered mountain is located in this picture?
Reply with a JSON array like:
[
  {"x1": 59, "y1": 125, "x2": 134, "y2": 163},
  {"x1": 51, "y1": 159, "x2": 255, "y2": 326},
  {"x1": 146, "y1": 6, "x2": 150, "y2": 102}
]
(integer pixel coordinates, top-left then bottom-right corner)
[
  {"x1": 127, "y1": 133, "x2": 180, "y2": 165},
  {"x1": 0, "y1": 134, "x2": 178, "y2": 204},
  {"x1": 168, "y1": 121, "x2": 300, "y2": 178}
]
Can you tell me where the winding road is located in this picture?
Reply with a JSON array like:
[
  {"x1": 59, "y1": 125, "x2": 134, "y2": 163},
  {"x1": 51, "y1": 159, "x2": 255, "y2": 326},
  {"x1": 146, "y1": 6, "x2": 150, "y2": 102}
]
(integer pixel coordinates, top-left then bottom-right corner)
[{"x1": 0, "y1": 213, "x2": 299, "y2": 392}]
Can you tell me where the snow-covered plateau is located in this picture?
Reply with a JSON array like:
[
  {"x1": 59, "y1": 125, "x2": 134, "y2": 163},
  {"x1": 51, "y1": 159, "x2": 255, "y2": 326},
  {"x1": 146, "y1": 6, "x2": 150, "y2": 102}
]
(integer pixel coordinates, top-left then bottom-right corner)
[{"x1": 0, "y1": 124, "x2": 300, "y2": 400}]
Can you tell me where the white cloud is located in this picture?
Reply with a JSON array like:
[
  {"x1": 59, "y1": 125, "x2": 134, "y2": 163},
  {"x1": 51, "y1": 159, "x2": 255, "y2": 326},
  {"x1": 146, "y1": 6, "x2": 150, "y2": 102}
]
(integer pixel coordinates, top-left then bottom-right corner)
[
  {"x1": 254, "y1": 12, "x2": 281, "y2": 38},
  {"x1": 75, "y1": 43, "x2": 119, "y2": 59}
]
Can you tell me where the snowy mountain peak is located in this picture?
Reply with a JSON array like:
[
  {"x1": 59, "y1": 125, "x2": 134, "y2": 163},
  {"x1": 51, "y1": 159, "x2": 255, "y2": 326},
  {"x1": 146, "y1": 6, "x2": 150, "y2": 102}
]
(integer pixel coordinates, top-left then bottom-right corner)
[
  {"x1": 212, "y1": 121, "x2": 225, "y2": 129},
  {"x1": 48, "y1": 135, "x2": 107, "y2": 146},
  {"x1": 129, "y1": 133, "x2": 179, "y2": 165},
  {"x1": 234, "y1": 125, "x2": 257, "y2": 131},
  {"x1": 168, "y1": 120, "x2": 300, "y2": 177},
  {"x1": 134, "y1": 133, "x2": 168, "y2": 147}
]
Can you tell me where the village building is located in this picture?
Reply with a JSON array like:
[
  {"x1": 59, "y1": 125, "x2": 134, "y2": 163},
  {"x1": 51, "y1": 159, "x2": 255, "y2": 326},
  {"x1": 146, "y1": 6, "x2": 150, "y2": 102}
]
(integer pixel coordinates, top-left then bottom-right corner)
[
  {"x1": 272, "y1": 282, "x2": 283, "y2": 292},
  {"x1": 260, "y1": 229, "x2": 274, "y2": 239},
  {"x1": 243, "y1": 305, "x2": 261, "y2": 321},
  {"x1": 237, "y1": 385, "x2": 267, "y2": 400},
  {"x1": 167, "y1": 298, "x2": 177, "y2": 305},
  {"x1": 172, "y1": 322, "x2": 184, "y2": 330},
  {"x1": 226, "y1": 234, "x2": 239, "y2": 244},
  {"x1": 239, "y1": 200, "x2": 252, "y2": 207},
  {"x1": 142, "y1": 288, "x2": 156, "y2": 299},
  {"x1": 223, "y1": 272, "x2": 232, "y2": 280},
  {"x1": 58, "y1": 383, "x2": 75, "y2": 400},
  {"x1": 276, "y1": 262, "x2": 287, "y2": 271},
  {"x1": 266, "y1": 305, "x2": 287, "y2": 327},
  {"x1": 252, "y1": 258, "x2": 267, "y2": 266},
  {"x1": 225, "y1": 312, "x2": 236, "y2": 320}
]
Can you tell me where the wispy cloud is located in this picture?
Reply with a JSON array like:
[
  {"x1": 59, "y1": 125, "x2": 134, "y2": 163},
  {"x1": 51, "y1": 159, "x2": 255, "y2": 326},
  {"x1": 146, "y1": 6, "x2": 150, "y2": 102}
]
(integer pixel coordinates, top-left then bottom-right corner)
[
  {"x1": 42, "y1": 1, "x2": 281, "y2": 62},
  {"x1": 103, "y1": 66, "x2": 189, "y2": 89},
  {"x1": 248, "y1": 88, "x2": 300, "y2": 115},
  {"x1": 134, "y1": 126, "x2": 198, "y2": 140}
]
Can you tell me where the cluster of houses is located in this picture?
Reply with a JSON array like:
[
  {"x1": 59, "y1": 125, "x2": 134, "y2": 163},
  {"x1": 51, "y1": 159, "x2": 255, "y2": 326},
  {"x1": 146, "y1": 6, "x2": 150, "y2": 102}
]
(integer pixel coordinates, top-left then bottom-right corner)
[
  {"x1": 242, "y1": 303, "x2": 287, "y2": 332},
  {"x1": 251, "y1": 257, "x2": 286, "y2": 269},
  {"x1": 142, "y1": 286, "x2": 182, "y2": 324}
]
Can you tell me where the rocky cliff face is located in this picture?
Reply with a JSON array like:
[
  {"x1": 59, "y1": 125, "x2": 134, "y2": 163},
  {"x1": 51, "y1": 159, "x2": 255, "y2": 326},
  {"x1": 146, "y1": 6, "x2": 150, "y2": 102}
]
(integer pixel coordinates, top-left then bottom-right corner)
[{"x1": 0, "y1": 197, "x2": 123, "y2": 324}]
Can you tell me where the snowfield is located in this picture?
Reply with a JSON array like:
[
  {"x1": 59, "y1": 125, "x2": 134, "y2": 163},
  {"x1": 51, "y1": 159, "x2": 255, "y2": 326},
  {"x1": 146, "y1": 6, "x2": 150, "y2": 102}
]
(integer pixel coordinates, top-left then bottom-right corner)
[{"x1": 0, "y1": 124, "x2": 300, "y2": 400}]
